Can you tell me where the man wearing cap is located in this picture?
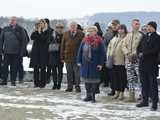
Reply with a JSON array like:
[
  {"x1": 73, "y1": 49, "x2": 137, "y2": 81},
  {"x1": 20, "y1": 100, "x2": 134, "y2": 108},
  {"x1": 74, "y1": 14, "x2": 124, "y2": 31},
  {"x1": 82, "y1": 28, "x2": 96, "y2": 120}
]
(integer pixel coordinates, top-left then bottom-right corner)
[{"x1": 136, "y1": 21, "x2": 160, "y2": 111}]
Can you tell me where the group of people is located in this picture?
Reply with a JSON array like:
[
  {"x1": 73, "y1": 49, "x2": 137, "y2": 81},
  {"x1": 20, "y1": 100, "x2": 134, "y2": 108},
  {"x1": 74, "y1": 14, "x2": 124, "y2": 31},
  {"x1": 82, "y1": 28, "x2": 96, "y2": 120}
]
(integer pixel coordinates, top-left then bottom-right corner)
[{"x1": 0, "y1": 16, "x2": 159, "y2": 111}]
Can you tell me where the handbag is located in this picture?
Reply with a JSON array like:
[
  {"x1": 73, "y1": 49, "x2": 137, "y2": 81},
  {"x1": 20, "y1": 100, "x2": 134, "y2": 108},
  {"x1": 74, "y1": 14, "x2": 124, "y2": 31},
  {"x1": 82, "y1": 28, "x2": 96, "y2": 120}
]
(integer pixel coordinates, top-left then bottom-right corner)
[
  {"x1": 106, "y1": 55, "x2": 113, "y2": 69},
  {"x1": 48, "y1": 43, "x2": 60, "y2": 52},
  {"x1": 48, "y1": 31, "x2": 60, "y2": 52}
]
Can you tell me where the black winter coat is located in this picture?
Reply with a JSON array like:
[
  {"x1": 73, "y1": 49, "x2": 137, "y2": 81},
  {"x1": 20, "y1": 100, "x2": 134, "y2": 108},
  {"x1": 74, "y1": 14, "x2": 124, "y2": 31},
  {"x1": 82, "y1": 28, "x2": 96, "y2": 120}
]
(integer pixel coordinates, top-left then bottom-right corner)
[
  {"x1": 137, "y1": 32, "x2": 160, "y2": 75},
  {"x1": 30, "y1": 29, "x2": 52, "y2": 68}
]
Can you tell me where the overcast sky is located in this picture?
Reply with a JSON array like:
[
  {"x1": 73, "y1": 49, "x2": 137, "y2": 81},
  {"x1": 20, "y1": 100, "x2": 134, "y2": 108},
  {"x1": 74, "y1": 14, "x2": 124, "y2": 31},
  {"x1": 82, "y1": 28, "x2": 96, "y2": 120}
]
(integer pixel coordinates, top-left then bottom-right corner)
[{"x1": 0, "y1": 0, "x2": 159, "y2": 19}]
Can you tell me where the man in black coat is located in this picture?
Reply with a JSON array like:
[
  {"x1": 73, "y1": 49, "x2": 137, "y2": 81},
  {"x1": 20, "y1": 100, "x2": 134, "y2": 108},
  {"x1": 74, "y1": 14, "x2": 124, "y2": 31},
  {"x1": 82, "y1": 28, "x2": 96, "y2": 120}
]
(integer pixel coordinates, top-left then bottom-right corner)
[
  {"x1": 136, "y1": 21, "x2": 160, "y2": 111},
  {"x1": 0, "y1": 16, "x2": 28, "y2": 86}
]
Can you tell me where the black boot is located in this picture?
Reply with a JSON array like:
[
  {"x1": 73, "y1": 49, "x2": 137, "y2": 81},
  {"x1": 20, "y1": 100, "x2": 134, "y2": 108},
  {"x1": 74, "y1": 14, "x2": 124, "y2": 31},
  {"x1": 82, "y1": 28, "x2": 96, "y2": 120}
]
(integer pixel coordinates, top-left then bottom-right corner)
[
  {"x1": 75, "y1": 86, "x2": 81, "y2": 93},
  {"x1": 83, "y1": 92, "x2": 92, "y2": 102},
  {"x1": 57, "y1": 81, "x2": 62, "y2": 90},
  {"x1": 91, "y1": 93, "x2": 96, "y2": 103},
  {"x1": 11, "y1": 81, "x2": 16, "y2": 86},
  {"x1": 57, "y1": 84, "x2": 61, "y2": 90},
  {"x1": 108, "y1": 90, "x2": 115, "y2": 96},
  {"x1": 136, "y1": 101, "x2": 149, "y2": 108},
  {"x1": 52, "y1": 83, "x2": 58, "y2": 90},
  {"x1": 0, "y1": 80, "x2": 7, "y2": 85},
  {"x1": 151, "y1": 103, "x2": 158, "y2": 111}
]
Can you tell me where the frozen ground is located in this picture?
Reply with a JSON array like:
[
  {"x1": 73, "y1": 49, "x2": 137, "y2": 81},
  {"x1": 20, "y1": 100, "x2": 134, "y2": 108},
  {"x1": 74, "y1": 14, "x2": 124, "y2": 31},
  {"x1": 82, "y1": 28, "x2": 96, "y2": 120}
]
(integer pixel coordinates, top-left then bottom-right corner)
[{"x1": 0, "y1": 82, "x2": 160, "y2": 120}]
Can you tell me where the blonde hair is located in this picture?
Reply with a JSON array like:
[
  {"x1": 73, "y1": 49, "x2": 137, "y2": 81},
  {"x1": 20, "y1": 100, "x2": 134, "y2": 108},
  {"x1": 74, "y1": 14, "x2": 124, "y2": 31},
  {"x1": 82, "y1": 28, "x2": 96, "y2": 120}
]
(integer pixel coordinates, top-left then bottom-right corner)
[{"x1": 87, "y1": 26, "x2": 98, "y2": 32}]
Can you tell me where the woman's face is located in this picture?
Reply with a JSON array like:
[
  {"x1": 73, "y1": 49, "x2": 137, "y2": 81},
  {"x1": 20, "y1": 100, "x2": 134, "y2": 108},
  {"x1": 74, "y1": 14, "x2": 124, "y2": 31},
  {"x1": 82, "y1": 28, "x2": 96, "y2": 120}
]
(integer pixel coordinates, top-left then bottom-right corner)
[
  {"x1": 39, "y1": 20, "x2": 45, "y2": 29},
  {"x1": 87, "y1": 29, "x2": 97, "y2": 36},
  {"x1": 118, "y1": 28, "x2": 125, "y2": 35}
]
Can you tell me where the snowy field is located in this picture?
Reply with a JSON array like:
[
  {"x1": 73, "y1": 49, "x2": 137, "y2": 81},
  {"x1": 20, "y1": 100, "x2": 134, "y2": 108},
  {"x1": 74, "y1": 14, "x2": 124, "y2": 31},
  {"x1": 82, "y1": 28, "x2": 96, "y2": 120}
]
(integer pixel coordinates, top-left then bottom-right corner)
[{"x1": 0, "y1": 82, "x2": 160, "y2": 120}]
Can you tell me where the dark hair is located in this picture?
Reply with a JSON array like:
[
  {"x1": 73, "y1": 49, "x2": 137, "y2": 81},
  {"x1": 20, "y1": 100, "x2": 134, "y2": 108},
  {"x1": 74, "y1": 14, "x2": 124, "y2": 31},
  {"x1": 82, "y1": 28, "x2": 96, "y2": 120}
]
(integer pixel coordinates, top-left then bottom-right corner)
[
  {"x1": 119, "y1": 24, "x2": 128, "y2": 35},
  {"x1": 94, "y1": 22, "x2": 103, "y2": 37},
  {"x1": 44, "y1": 18, "x2": 50, "y2": 26},
  {"x1": 112, "y1": 19, "x2": 120, "y2": 25},
  {"x1": 77, "y1": 24, "x2": 83, "y2": 31}
]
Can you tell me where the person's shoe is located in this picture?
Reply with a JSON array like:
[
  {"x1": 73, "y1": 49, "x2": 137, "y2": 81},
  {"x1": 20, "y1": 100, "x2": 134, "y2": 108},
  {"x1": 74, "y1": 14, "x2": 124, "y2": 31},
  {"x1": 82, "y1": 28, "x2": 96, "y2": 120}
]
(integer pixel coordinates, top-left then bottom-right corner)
[
  {"x1": 52, "y1": 85, "x2": 57, "y2": 90},
  {"x1": 65, "y1": 88, "x2": 73, "y2": 92},
  {"x1": 91, "y1": 93, "x2": 96, "y2": 103},
  {"x1": 57, "y1": 84, "x2": 61, "y2": 90},
  {"x1": 0, "y1": 82, "x2": 7, "y2": 86},
  {"x1": 136, "y1": 102, "x2": 149, "y2": 108},
  {"x1": 108, "y1": 90, "x2": 115, "y2": 96},
  {"x1": 75, "y1": 86, "x2": 81, "y2": 93},
  {"x1": 126, "y1": 91, "x2": 136, "y2": 102},
  {"x1": 137, "y1": 94, "x2": 142, "y2": 101},
  {"x1": 91, "y1": 99, "x2": 96, "y2": 103},
  {"x1": 83, "y1": 97, "x2": 92, "y2": 102},
  {"x1": 11, "y1": 82, "x2": 16, "y2": 86},
  {"x1": 112, "y1": 91, "x2": 120, "y2": 99},
  {"x1": 34, "y1": 85, "x2": 39, "y2": 88},
  {"x1": 151, "y1": 103, "x2": 158, "y2": 111},
  {"x1": 118, "y1": 92, "x2": 124, "y2": 100},
  {"x1": 19, "y1": 80, "x2": 24, "y2": 84}
]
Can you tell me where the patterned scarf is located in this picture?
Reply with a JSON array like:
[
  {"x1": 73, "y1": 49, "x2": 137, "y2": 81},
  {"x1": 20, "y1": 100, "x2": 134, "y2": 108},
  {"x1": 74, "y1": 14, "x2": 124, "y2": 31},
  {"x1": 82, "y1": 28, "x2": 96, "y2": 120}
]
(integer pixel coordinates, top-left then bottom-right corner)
[{"x1": 83, "y1": 35, "x2": 102, "y2": 61}]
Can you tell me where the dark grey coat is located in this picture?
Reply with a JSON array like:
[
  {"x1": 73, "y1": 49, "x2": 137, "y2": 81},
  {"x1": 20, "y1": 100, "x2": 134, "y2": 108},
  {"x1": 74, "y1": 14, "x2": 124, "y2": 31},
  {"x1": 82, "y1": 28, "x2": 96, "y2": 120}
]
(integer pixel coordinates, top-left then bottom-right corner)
[{"x1": 0, "y1": 25, "x2": 28, "y2": 56}]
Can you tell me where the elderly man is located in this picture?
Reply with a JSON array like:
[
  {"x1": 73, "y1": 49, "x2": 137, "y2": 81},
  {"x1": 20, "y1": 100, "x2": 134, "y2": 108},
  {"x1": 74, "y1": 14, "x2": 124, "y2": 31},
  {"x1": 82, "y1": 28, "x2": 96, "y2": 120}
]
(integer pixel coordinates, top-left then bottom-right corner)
[
  {"x1": 61, "y1": 21, "x2": 84, "y2": 92},
  {"x1": 0, "y1": 16, "x2": 28, "y2": 86}
]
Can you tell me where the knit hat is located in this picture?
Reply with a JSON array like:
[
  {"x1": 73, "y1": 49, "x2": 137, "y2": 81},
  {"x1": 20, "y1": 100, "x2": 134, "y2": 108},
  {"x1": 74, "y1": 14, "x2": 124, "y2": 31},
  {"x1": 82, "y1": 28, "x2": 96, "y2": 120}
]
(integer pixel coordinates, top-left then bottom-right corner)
[{"x1": 148, "y1": 21, "x2": 157, "y2": 30}]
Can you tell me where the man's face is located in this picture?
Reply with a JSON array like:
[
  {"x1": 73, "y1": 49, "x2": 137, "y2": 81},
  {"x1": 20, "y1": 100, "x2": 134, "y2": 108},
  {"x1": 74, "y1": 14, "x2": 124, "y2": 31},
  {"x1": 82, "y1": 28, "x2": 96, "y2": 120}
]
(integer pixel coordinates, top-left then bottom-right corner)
[
  {"x1": 147, "y1": 25, "x2": 155, "y2": 33},
  {"x1": 132, "y1": 20, "x2": 140, "y2": 31},
  {"x1": 56, "y1": 26, "x2": 64, "y2": 33},
  {"x1": 111, "y1": 23, "x2": 119, "y2": 31},
  {"x1": 10, "y1": 17, "x2": 17, "y2": 26},
  {"x1": 69, "y1": 24, "x2": 77, "y2": 32}
]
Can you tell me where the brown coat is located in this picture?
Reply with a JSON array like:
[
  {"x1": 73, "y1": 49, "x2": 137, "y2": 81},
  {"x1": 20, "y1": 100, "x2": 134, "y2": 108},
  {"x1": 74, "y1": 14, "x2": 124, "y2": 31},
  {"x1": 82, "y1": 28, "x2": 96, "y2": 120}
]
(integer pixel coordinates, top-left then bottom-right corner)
[{"x1": 61, "y1": 30, "x2": 84, "y2": 63}]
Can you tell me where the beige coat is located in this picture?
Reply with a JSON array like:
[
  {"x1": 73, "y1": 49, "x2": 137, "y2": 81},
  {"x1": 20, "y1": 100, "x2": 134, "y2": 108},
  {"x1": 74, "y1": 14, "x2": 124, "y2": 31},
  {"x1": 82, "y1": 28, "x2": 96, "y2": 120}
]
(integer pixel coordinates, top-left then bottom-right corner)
[
  {"x1": 107, "y1": 35, "x2": 126, "y2": 65},
  {"x1": 122, "y1": 31, "x2": 142, "y2": 56}
]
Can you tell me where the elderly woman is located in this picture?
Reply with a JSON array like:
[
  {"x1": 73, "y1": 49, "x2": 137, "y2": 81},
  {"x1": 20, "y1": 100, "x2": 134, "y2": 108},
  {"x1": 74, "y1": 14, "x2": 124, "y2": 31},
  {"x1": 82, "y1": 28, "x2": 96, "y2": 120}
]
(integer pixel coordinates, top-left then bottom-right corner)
[
  {"x1": 77, "y1": 26, "x2": 105, "y2": 103},
  {"x1": 107, "y1": 24, "x2": 128, "y2": 100}
]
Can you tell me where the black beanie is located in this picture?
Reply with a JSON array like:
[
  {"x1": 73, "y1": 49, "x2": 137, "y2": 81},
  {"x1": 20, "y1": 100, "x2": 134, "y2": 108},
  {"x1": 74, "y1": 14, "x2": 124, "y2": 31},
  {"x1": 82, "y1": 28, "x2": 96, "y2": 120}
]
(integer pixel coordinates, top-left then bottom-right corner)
[{"x1": 148, "y1": 21, "x2": 157, "y2": 30}]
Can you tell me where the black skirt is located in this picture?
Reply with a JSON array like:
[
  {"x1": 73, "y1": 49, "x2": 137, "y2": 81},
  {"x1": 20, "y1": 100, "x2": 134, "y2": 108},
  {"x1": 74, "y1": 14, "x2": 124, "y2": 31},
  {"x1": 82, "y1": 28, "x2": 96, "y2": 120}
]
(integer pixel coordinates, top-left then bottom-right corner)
[{"x1": 111, "y1": 65, "x2": 127, "y2": 92}]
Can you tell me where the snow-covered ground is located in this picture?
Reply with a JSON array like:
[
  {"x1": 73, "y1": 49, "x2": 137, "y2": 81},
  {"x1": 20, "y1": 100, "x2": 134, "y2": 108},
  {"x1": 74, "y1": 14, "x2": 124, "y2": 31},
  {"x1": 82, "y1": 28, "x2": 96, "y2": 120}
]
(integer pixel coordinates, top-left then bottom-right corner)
[{"x1": 0, "y1": 83, "x2": 160, "y2": 120}]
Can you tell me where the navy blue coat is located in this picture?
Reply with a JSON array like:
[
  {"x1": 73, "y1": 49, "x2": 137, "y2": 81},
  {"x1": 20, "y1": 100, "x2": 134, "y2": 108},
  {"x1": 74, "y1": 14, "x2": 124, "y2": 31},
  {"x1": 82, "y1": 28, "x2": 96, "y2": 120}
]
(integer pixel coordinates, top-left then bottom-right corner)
[
  {"x1": 48, "y1": 32, "x2": 63, "y2": 66},
  {"x1": 77, "y1": 41, "x2": 105, "y2": 82}
]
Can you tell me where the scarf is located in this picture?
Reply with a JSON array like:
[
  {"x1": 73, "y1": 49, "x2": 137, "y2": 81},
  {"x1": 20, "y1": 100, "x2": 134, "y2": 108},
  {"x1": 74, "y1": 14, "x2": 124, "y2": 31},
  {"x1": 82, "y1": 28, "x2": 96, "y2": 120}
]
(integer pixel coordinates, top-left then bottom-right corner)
[{"x1": 83, "y1": 35, "x2": 102, "y2": 61}]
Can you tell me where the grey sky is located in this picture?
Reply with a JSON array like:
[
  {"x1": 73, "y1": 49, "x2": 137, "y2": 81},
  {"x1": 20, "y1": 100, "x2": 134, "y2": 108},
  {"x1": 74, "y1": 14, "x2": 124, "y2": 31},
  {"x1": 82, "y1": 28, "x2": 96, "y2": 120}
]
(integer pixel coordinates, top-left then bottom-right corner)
[{"x1": 0, "y1": 0, "x2": 159, "y2": 19}]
